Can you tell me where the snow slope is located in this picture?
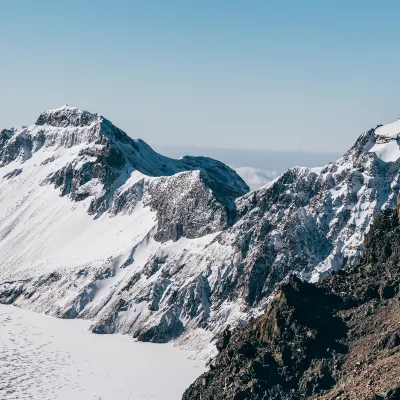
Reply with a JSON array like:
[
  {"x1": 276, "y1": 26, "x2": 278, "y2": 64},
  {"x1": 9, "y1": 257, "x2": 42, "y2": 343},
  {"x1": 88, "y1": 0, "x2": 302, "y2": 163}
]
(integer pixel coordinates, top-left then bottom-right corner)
[
  {"x1": 0, "y1": 304, "x2": 204, "y2": 400},
  {"x1": 2, "y1": 107, "x2": 400, "y2": 358}
]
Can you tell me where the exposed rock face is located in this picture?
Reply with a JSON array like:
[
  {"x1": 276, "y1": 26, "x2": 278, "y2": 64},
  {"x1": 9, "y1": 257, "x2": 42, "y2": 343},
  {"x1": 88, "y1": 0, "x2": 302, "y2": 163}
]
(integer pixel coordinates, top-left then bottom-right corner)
[
  {"x1": 36, "y1": 106, "x2": 99, "y2": 127},
  {"x1": 1, "y1": 107, "x2": 400, "y2": 356},
  {"x1": 145, "y1": 171, "x2": 235, "y2": 242},
  {"x1": 183, "y1": 206, "x2": 400, "y2": 399}
]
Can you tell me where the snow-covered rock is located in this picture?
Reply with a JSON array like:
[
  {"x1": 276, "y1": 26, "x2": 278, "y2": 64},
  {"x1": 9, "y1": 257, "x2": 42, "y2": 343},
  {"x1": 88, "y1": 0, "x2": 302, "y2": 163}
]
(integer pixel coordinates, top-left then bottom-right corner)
[{"x1": 1, "y1": 107, "x2": 400, "y2": 358}]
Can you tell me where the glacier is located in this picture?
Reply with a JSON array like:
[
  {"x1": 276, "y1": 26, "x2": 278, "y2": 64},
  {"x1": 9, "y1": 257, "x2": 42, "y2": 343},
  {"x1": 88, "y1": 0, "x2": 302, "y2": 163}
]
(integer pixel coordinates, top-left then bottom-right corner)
[{"x1": 0, "y1": 304, "x2": 204, "y2": 399}]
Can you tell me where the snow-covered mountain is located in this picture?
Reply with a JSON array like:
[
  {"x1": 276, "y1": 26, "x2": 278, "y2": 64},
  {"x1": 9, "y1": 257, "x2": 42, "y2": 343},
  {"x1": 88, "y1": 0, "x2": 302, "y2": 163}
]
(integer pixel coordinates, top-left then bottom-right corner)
[{"x1": 1, "y1": 106, "x2": 400, "y2": 357}]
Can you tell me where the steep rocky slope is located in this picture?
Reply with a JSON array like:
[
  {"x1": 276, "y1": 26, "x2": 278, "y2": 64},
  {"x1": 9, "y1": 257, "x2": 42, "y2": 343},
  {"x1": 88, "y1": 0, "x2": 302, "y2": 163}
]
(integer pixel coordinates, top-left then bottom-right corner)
[
  {"x1": 183, "y1": 204, "x2": 400, "y2": 399},
  {"x1": 1, "y1": 107, "x2": 400, "y2": 357}
]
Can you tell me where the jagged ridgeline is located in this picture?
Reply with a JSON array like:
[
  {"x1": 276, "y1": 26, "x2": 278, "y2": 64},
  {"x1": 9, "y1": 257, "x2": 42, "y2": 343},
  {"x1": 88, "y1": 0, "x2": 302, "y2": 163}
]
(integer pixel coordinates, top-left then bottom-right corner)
[
  {"x1": 1, "y1": 106, "x2": 400, "y2": 357},
  {"x1": 183, "y1": 203, "x2": 400, "y2": 399}
]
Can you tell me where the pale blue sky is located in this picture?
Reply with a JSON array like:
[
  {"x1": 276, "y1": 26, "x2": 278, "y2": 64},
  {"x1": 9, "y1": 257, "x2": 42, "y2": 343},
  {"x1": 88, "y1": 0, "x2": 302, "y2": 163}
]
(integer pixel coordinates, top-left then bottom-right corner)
[{"x1": 1, "y1": 0, "x2": 400, "y2": 152}]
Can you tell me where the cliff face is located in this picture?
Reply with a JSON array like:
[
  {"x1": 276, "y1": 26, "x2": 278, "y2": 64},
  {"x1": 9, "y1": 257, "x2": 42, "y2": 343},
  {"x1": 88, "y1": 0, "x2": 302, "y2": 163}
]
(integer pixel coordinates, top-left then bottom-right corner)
[{"x1": 183, "y1": 204, "x2": 400, "y2": 399}]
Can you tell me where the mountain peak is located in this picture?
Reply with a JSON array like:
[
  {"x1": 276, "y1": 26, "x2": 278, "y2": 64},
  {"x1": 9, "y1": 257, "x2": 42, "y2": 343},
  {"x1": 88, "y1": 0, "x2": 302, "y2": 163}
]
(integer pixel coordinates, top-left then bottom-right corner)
[{"x1": 35, "y1": 105, "x2": 100, "y2": 128}]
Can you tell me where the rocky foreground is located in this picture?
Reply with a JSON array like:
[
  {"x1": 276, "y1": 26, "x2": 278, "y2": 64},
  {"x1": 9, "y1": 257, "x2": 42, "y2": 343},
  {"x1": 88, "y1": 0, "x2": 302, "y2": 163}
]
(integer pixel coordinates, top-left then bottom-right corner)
[{"x1": 183, "y1": 199, "x2": 400, "y2": 399}]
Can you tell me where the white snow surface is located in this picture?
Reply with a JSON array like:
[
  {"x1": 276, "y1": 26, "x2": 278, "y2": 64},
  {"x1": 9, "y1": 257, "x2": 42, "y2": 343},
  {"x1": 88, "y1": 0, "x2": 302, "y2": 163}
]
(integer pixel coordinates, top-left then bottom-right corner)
[
  {"x1": 0, "y1": 304, "x2": 204, "y2": 400},
  {"x1": 369, "y1": 140, "x2": 400, "y2": 162},
  {"x1": 0, "y1": 145, "x2": 156, "y2": 280},
  {"x1": 374, "y1": 118, "x2": 400, "y2": 138}
]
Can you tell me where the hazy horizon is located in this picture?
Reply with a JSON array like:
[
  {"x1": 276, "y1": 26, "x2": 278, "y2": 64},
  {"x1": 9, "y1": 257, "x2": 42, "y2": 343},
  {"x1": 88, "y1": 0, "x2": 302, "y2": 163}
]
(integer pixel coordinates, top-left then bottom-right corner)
[
  {"x1": 153, "y1": 143, "x2": 340, "y2": 169},
  {"x1": 155, "y1": 144, "x2": 341, "y2": 190}
]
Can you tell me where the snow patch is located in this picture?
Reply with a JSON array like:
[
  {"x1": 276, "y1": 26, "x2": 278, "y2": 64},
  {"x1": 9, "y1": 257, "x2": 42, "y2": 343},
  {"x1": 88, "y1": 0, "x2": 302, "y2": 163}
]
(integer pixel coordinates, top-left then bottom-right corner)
[
  {"x1": 369, "y1": 140, "x2": 400, "y2": 162},
  {"x1": 375, "y1": 119, "x2": 400, "y2": 139}
]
